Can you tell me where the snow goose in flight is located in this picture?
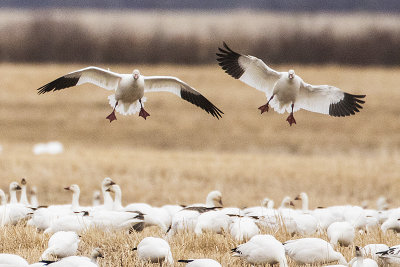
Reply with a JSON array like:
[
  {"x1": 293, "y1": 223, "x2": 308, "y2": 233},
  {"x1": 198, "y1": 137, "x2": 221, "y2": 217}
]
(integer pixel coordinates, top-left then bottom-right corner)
[
  {"x1": 217, "y1": 42, "x2": 365, "y2": 125},
  {"x1": 37, "y1": 67, "x2": 223, "y2": 122},
  {"x1": 178, "y1": 259, "x2": 222, "y2": 267}
]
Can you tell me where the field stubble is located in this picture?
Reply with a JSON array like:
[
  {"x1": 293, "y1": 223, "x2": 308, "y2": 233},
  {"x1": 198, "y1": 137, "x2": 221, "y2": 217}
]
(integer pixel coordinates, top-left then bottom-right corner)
[{"x1": 0, "y1": 64, "x2": 399, "y2": 266}]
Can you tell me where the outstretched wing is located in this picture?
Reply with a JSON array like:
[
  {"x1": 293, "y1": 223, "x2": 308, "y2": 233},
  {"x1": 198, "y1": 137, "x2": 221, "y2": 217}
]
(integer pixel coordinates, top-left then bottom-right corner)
[
  {"x1": 144, "y1": 76, "x2": 223, "y2": 119},
  {"x1": 297, "y1": 81, "x2": 366, "y2": 117},
  {"x1": 216, "y1": 42, "x2": 282, "y2": 98},
  {"x1": 37, "y1": 66, "x2": 122, "y2": 94}
]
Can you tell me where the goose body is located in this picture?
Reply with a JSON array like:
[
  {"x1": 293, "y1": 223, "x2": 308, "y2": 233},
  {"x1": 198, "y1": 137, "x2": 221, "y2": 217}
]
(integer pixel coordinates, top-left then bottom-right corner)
[
  {"x1": 232, "y1": 234, "x2": 288, "y2": 266},
  {"x1": 283, "y1": 238, "x2": 347, "y2": 265},
  {"x1": 0, "y1": 254, "x2": 28, "y2": 266},
  {"x1": 217, "y1": 42, "x2": 365, "y2": 125},
  {"x1": 37, "y1": 67, "x2": 223, "y2": 122},
  {"x1": 327, "y1": 221, "x2": 355, "y2": 247},
  {"x1": 40, "y1": 231, "x2": 80, "y2": 260},
  {"x1": 178, "y1": 259, "x2": 221, "y2": 267},
  {"x1": 134, "y1": 237, "x2": 173, "y2": 264},
  {"x1": 349, "y1": 246, "x2": 378, "y2": 267}
]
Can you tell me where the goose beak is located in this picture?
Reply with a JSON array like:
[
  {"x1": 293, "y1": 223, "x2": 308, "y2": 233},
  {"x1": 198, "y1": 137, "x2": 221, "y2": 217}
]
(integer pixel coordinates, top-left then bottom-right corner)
[
  {"x1": 134, "y1": 74, "x2": 139, "y2": 79},
  {"x1": 105, "y1": 188, "x2": 112, "y2": 192},
  {"x1": 289, "y1": 201, "x2": 295, "y2": 207},
  {"x1": 294, "y1": 196, "x2": 301, "y2": 200},
  {"x1": 15, "y1": 185, "x2": 22, "y2": 190},
  {"x1": 109, "y1": 181, "x2": 116, "y2": 186},
  {"x1": 21, "y1": 178, "x2": 26, "y2": 185},
  {"x1": 64, "y1": 187, "x2": 70, "y2": 190},
  {"x1": 218, "y1": 199, "x2": 223, "y2": 206}
]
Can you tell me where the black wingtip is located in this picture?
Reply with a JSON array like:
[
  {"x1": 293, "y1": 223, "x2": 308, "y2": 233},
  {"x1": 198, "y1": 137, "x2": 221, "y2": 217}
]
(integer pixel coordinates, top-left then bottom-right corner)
[
  {"x1": 180, "y1": 88, "x2": 224, "y2": 119},
  {"x1": 216, "y1": 42, "x2": 244, "y2": 79},
  {"x1": 37, "y1": 76, "x2": 80, "y2": 95},
  {"x1": 178, "y1": 259, "x2": 194, "y2": 263},
  {"x1": 329, "y1": 93, "x2": 366, "y2": 117}
]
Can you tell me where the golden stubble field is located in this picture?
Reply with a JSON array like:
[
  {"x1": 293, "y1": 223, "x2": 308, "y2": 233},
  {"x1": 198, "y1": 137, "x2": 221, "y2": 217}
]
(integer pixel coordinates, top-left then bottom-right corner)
[{"x1": 0, "y1": 63, "x2": 400, "y2": 266}]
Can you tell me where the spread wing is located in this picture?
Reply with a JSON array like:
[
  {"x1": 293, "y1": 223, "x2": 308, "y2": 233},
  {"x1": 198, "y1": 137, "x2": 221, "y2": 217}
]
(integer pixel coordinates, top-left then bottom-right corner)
[
  {"x1": 37, "y1": 66, "x2": 122, "y2": 94},
  {"x1": 297, "y1": 81, "x2": 366, "y2": 117},
  {"x1": 144, "y1": 76, "x2": 223, "y2": 119},
  {"x1": 216, "y1": 42, "x2": 282, "y2": 98}
]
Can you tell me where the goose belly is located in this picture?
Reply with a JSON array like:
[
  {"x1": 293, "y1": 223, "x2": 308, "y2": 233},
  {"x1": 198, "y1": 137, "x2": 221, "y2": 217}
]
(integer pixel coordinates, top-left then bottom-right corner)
[
  {"x1": 274, "y1": 79, "x2": 300, "y2": 105},
  {"x1": 115, "y1": 79, "x2": 144, "y2": 103}
]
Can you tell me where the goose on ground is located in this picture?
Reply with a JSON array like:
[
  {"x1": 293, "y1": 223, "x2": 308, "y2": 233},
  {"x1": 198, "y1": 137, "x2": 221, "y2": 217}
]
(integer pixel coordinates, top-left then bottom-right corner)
[
  {"x1": 327, "y1": 221, "x2": 355, "y2": 247},
  {"x1": 39, "y1": 247, "x2": 103, "y2": 267},
  {"x1": 30, "y1": 186, "x2": 39, "y2": 208},
  {"x1": 133, "y1": 237, "x2": 173, "y2": 265},
  {"x1": 229, "y1": 215, "x2": 260, "y2": 242},
  {"x1": 242, "y1": 197, "x2": 274, "y2": 216},
  {"x1": 178, "y1": 259, "x2": 222, "y2": 267},
  {"x1": 232, "y1": 234, "x2": 288, "y2": 266},
  {"x1": 0, "y1": 253, "x2": 29, "y2": 266},
  {"x1": 167, "y1": 191, "x2": 223, "y2": 237},
  {"x1": 106, "y1": 184, "x2": 169, "y2": 231},
  {"x1": 376, "y1": 245, "x2": 400, "y2": 265},
  {"x1": 381, "y1": 216, "x2": 400, "y2": 233},
  {"x1": 361, "y1": 244, "x2": 389, "y2": 261},
  {"x1": 194, "y1": 210, "x2": 231, "y2": 235},
  {"x1": 99, "y1": 177, "x2": 115, "y2": 211},
  {"x1": 348, "y1": 246, "x2": 378, "y2": 267},
  {"x1": 40, "y1": 231, "x2": 80, "y2": 260},
  {"x1": 19, "y1": 178, "x2": 30, "y2": 206},
  {"x1": 216, "y1": 42, "x2": 365, "y2": 126},
  {"x1": 283, "y1": 238, "x2": 347, "y2": 265},
  {"x1": 37, "y1": 67, "x2": 223, "y2": 122},
  {"x1": 1, "y1": 182, "x2": 32, "y2": 225}
]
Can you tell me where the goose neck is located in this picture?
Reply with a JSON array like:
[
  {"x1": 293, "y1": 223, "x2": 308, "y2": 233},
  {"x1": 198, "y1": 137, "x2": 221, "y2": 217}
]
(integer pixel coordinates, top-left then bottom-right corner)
[
  {"x1": 113, "y1": 186, "x2": 123, "y2": 210},
  {"x1": 71, "y1": 190, "x2": 80, "y2": 211},
  {"x1": 9, "y1": 190, "x2": 18, "y2": 204}
]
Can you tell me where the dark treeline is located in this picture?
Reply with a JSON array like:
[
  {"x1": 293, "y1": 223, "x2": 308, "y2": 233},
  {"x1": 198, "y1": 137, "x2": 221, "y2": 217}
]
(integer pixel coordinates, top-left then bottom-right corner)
[
  {"x1": 0, "y1": 17, "x2": 399, "y2": 66},
  {"x1": 3, "y1": 0, "x2": 400, "y2": 12}
]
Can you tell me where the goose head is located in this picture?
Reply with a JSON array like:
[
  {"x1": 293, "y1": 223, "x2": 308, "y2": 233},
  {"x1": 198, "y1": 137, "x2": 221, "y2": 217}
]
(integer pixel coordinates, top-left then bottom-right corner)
[
  {"x1": 280, "y1": 196, "x2": 294, "y2": 208},
  {"x1": 64, "y1": 184, "x2": 80, "y2": 193},
  {"x1": 102, "y1": 177, "x2": 116, "y2": 189},
  {"x1": 21, "y1": 178, "x2": 27, "y2": 186},
  {"x1": 355, "y1": 246, "x2": 362, "y2": 257},
  {"x1": 9, "y1": 182, "x2": 21, "y2": 192},
  {"x1": 91, "y1": 247, "x2": 104, "y2": 262},
  {"x1": 288, "y1": 69, "x2": 295, "y2": 80},
  {"x1": 206, "y1": 190, "x2": 223, "y2": 207},
  {"x1": 133, "y1": 69, "x2": 140, "y2": 80}
]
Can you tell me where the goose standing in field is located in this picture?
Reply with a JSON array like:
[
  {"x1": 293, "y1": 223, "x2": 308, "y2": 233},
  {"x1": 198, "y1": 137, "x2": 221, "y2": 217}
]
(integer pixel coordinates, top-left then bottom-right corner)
[
  {"x1": 39, "y1": 247, "x2": 103, "y2": 267},
  {"x1": 327, "y1": 221, "x2": 355, "y2": 247},
  {"x1": 99, "y1": 177, "x2": 115, "y2": 211},
  {"x1": 0, "y1": 253, "x2": 29, "y2": 266},
  {"x1": 376, "y1": 245, "x2": 400, "y2": 265},
  {"x1": 37, "y1": 67, "x2": 223, "y2": 122},
  {"x1": 1, "y1": 182, "x2": 32, "y2": 225},
  {"x1": 178, "y1": 259, "x2": 222, "y2": 267},
  {"x1": 283, "y1": 238, "x2": 347, "y2": 265},
  {"x1": 232, "y1": 234, "x2": 288, "y2": 266},
  {"x1": 348, "y1": 246, "x2": 378, "y2": 267},
  {"x1": 40, "y1": 231, "x2": 80, "y2": 260},
  {"x1": 133, "y1": 237, "x2": 174, "y2": 265},
  {"x1": 19, "y1": 178, "x2": 30, "y2": 206},
  {"x1": 361, "y1": 244, "x2": 389, "y2": 261},
  {"x1": 30, "y1": 186, "x2": 39, "y2": 208},
  {"x1": 229, "y1": 215, "x2": 260, "y2": 242},
  {"x1": 217, "y1": 42, "x2": 365, "y2": 125}
]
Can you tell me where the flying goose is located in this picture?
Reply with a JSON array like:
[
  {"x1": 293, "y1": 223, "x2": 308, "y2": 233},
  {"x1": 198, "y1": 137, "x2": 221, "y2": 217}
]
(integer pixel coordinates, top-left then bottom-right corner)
[
  {"x1": 37, "y1": 67, "x2": 223, "y2": 122},
  {"x1": 216, "y1": 42, "x2": 365, "y2": 125}
]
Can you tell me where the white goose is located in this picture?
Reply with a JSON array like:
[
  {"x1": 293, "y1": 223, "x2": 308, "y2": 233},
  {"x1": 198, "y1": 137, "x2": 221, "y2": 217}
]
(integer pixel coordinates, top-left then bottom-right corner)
[
  {"x1": 133, "y1": 237, "x2": 174, "y2": 265},
  {"x1": 39, "y1": 248, "x2": 103, "y2": 267},
  {"x1": 37, "y1": 67, "x2": 223, "y2": 122},
  {"x1": 348, "y1": 246, "x2": 378, "y2": 267},
  {"x1": 327, "y1": 221, "x2": 355, "y2": 247},
  {"x1": 106, "y1": 184, "x2": 169, "y2": 231},
  {"x1": 40, "y1": 231, "x2": 80, "y2": 260},
  {"x1": 178, "y1": 259, "x2": 222, "y2": 267},
  {"x1": 19, "y1": 178, "x2": 30, "y2": 206},
  {"x1": 376, "y1": 245, "x2": 400, "y2": 265},
  {"x1": 217, "y1": 42, "x2": 365, "y2": 125},
  {"x1": 2, "y1": 182, "x2": 32, "y2": 225},
  {"x1": 361, "y1": 243, "x2": 389, "y2": 261},
  {"x1": 232, "y1": 234, "x2": 288, "y2": 266},
  {"x1": 229, "y1": 215, "x2": 260, "y2": 242},
  {"x1": 30, "y1": 186, "x2": 39, "y2": 208},
  {"x1": 0, "y1": 253, "x2": 29, "y2": 266},
  {"x1": 283, "y1": 238, "x2": 347, "y2": 265}
]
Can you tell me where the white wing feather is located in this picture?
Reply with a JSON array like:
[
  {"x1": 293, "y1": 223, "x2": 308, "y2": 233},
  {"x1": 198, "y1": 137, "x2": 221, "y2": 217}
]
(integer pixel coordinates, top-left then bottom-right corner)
[{"x1": 73, "y1": 67, "x2": 122, "y2": 91}]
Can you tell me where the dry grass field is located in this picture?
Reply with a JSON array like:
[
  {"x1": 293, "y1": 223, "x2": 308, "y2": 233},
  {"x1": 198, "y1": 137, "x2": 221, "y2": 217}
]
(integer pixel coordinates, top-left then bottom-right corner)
[{"x1": 0, "y1": 63, "x2": 400, "y2": 266}]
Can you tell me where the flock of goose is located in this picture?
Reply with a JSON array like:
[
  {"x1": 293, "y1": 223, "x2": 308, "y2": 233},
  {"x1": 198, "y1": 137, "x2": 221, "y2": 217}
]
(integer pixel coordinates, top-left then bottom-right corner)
[{"x1": 1, "y1": 178, "x2": 400, "y2": 266}]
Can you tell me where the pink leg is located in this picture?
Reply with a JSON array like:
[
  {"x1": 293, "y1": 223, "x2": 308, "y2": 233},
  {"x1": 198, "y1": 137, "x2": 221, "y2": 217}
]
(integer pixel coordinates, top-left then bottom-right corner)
[
  {"x1": 286, "y1": 103, "x2": 296, "y2": 126},
  {"x1": 138, "y1": 99, "x2": 150, "y2": 120},
  {"x1": 258, "y1": 95, "x2": 274, "y2": 114},
  {"x1": 106, "y1": 101, "x2": 118, "y2": 123}
]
